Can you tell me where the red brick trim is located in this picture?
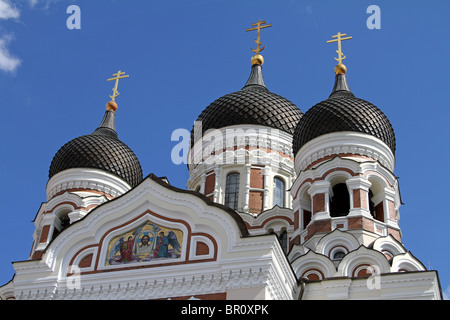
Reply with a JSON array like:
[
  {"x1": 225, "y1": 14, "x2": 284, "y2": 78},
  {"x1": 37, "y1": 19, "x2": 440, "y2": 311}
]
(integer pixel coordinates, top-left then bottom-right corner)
[
  {"x1": 50, "y1": 188, "x2": 115, "y2": 200},
  {"x1": 352, "y1": 264, "x2": 373, "y2": 277},
  {"x1": 301, "y1": 268, "x2": 324, "y2": 281}
]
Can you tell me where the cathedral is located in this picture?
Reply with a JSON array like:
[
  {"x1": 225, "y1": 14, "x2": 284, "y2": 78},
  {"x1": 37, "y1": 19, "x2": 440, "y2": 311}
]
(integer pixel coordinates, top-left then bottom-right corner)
[{"x1": 0, "y1": 22, "x2": 442, "y2": 300}]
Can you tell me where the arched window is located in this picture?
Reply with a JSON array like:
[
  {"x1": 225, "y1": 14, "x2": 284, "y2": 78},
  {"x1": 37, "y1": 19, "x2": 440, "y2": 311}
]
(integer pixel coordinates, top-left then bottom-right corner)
[
  {"x1": 332, "y1": 250, "x2": 345, "y2": 261},
  {"x1": 225, "y1": 173, "x2": 240, "y2": 210},
  {"x1": 56, "y1": 208, "x2": 72, "y2": 231},
  {"x1": 330, "y1": 183, "x2": 350, "y2": 217},
  {"x1": 369, "y1": 189, "x2": 385, "y2": 222},
  {"x1": 273, "y1": 177, "x2": 285, "y2": 207}
]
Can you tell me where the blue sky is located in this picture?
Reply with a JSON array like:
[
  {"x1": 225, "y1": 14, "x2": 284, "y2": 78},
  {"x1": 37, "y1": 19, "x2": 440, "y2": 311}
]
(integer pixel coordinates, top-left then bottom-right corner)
[{"x1": 0, "y1": 0, "x2": 448, "y2": 298}]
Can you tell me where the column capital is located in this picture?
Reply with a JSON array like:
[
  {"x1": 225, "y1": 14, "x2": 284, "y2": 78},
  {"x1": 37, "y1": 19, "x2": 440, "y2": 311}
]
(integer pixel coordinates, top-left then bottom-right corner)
[
  {"x1": 308, "y1": 180, "x2": 331, "y2": 197},
  {"x1": 346, "y1": 177, "x2": 372, "y2": 191}
]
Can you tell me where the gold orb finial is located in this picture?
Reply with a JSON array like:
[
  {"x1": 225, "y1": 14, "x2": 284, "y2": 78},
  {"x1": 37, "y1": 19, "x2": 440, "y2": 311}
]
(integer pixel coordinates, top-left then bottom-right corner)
[
  {"x1": 106, "y1": 100, "x2": 118, "y2": 111},
  {"x1": 251, "y1": 54, "x2": 264, "y2": 65},
  {"x1": 334, "y1": 63, "x2": 347, "y2": 75}
]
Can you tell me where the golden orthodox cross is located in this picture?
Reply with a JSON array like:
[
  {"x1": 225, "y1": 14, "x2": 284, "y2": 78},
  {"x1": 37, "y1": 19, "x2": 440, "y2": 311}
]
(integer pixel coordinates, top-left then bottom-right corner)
[
  {"x1": 326, "y1": 32, "x2": 352, "y2": 64},
  {"x1": 246, "y1": 20, "x2": 272, "y2": 54},
  {"x1": 107, "y1": 70, "x2": 129, "y2": 101}
]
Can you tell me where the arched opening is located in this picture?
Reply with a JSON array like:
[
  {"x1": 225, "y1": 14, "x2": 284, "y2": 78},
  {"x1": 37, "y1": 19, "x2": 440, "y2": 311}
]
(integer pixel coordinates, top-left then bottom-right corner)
[
  {"x1": 56, "y1": 208, "x2": 72, "y2": 232},
  {"x1": 273, "y1": 177, "x2": 285, "y2": 208},
  {"x1": 368, "y1": 177, "x2": 385, "y2": 222},
  {"x1": 368, "y1": 189, "x2": 376, "y2": 217},
  {"x1": 330, "y1": 183, "x2": 350, "y2": 217},
  {"x1": 303, "y1": 210, "x2": 311, "y2": 229},
  {"x1": 300, "y1": 186, "x2": 312, "y2": 229},
  {"x1": 225, "y1": 172, "x2": 240, "y2": 210},
  {"x1": 332, "y1": 250, "x2": 345, "y2": 261}
]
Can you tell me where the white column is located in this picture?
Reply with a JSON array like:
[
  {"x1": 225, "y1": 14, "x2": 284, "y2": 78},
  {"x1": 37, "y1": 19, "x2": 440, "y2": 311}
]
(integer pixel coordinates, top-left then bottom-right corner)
[
  {"x1": 200, "y1": 173, "x2": 206, "y2": 194},
  {"x1": 213, "y1": 166, "x2": 221, "y2": 203},
  {"x1": 263, "y1": 166, "x2": 271, "y2": 210},
  {"x1": 307, "y1": 180, "x2": 331, "y2": 221},
  {"x1": 346, "y1": 177, "x2": 372, "y2": 218},
  {"x1": 243, "y1": 164, "x2": 251, "y2": 212},
  {"x1": 286, "y1": 173, "x2": 293, "y2": 209},
  {"x1": 34, "y1": 214, "x2": 59, "y2": 252},
  {"x1": 383, "y1": 187, "x2": 398, "y2": 228}
]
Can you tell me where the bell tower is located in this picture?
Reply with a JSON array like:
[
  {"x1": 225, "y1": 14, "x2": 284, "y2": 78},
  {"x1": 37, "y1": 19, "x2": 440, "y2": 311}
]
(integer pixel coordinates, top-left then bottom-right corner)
[
  {"x1": 285, "y1": 34, "x2": 435, "y2": 290},
  {"x1": 290, "y1": 32, "x2": 401, "y2": 248}
]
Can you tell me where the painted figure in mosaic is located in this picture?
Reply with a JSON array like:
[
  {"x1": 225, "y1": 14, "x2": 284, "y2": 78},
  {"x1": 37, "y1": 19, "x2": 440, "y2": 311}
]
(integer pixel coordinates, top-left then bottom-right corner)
[
  {"x1": 134, "y1": 234, "x2": 154, "y2": 254},
  {"x1": 106, "y1": 221, "x2": 183, "y2": 265},
  {"x1": 154, "y1": 231, "x2": 170, "y2": 258},
  {"x1": 168, "y1": 231, "x2": 181, "y2": 254},
  {"x1": 118, "y1": 236, "x2": 135, "y2": 262},
  {"x1": 109, "y1": 237, "x2": 124, "y2": 260}
]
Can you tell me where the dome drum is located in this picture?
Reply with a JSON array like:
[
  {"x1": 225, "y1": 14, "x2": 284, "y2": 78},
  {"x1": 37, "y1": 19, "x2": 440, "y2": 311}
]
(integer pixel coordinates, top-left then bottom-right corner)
[
  {"x1": 294, "y1": 131, "x2": 396, "y2": 173},
  {"x1": 46, "y1": 167, "x2": 133, "y2": 201}
]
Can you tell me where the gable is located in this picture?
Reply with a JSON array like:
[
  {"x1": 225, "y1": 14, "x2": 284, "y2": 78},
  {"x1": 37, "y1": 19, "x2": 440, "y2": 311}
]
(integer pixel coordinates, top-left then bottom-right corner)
[{"x1": 42, "y1": 174, "x2": 247, "y2": 275}]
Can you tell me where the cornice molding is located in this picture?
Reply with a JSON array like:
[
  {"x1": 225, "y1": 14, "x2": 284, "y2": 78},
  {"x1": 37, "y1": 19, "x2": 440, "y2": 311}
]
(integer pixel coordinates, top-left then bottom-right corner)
[
  {"x1": 295, "y1": 132, "x2": 395, "y2": 173},
  {"x1": 46, "y1": 168, "x2": 131, "y2": 201}
]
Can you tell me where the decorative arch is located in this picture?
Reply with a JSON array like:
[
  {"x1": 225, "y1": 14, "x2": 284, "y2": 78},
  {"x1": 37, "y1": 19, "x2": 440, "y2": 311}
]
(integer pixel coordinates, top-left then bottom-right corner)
[
  {"x1": 265, "y1": 219, "x2": 291, "y2": 235},
  {"x1": 69, "y1": 246, "x2": 97, "y2": 274},
  {"x1": 391, "y1": 252, "x2": 426, "y2": 273},
  {"x1": 291, "y1": 250, "x2": 336, "y2": 280},
  {"x1": 326, "y1": 170, "x2": 353, "y2": 186},
  {"x1": 301, "y1": 268, "x2": 324, "y2": 281},
  {"x1": 292, "y1": 157, "x2": 359, "y2": 201},
  {"x1": 315, "y1": 229, "x2": 360, "y2": 258},
  {"x1": 241, "y1": 206, "x2": 293, "y2": 235},
  {"x1": 287, "y1": 244, "x2": 308, "y2": 263},
  {"x1": 336, "y1": 245, "x2": 390, "y2": 278},
  {"x1": 371, "y1": 235, "x2": 406, "y2": 259}
]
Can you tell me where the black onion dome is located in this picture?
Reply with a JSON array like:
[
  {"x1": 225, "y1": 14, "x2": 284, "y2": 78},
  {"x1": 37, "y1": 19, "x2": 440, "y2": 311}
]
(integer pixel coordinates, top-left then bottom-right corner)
[
  {"x1": 293, "y1": 73, "x2": 396, "y2": 156},
  {"x1": 191, "y1": 64, "x2": 303, "y2": 145},
  {"x1": 49, "y1": 109, "x2": 143, "y2": 187}
]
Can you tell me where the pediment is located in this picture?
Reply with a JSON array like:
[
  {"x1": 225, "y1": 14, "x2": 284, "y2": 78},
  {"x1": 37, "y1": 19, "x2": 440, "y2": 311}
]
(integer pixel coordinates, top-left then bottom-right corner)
[{"x1": 37, "y1": 174, "x2": 249, "y2": 276}]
